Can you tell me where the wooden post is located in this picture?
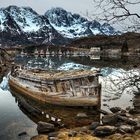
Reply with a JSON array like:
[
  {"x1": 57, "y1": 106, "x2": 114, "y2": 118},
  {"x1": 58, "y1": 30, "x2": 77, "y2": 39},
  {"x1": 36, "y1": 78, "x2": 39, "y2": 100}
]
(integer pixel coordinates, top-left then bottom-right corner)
[
  {"x1": 54, "y1": 81, "x2": 58, "y2": 92},
  {"x1": 97, "y1": 84, "x2": 102, "y2": 109},
  {"x1": 70, "y1": 80, "x2": 76, "y2": 96}
]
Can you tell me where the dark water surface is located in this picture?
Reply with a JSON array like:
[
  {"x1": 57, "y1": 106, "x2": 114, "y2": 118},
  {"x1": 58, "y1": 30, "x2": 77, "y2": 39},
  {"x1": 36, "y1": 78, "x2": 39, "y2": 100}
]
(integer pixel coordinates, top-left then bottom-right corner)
[
  {"x1": 0, "y1": 54, "x2": 140, "y2": 140},
  {"x1": 0, "y1": 88, "x2": 37, "y2": 140}
]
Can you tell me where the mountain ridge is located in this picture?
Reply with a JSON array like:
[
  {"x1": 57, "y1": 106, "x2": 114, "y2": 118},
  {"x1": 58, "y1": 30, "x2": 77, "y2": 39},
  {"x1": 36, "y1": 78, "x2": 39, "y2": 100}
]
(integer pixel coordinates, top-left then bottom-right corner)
[
  {"x1": 0, "y1": 6, "x2": 119, "y2": 47},
  {"x1": 45, "y1": 7, "x2": 120, "y2": 38},
  {"x1": 0, "y1": 6, "x2": 68, "y2": 47}
]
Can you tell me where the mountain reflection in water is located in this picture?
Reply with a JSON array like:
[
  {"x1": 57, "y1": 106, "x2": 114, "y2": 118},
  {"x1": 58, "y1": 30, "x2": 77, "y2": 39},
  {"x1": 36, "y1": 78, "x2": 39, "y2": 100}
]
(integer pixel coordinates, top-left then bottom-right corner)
[{"x1": 15, "y1": 53, "x2": 140, "y2": 70}]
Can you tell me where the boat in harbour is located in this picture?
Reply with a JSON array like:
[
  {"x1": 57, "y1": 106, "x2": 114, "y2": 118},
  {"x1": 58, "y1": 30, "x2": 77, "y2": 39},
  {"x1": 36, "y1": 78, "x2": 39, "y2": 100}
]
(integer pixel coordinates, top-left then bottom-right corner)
[{"x1": 9, "y1": 66, "x2": 101, "y2": 107}]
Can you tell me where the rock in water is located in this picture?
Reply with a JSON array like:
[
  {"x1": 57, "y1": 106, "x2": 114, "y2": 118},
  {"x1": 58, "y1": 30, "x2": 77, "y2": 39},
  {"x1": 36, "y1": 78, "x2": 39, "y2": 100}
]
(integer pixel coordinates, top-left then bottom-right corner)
[
  {"x1": 18, "y1": 131, "x2": 27, "y2": 136},
  {"x1": 110, "y1": 107, "x2": 121, "y2": 113},
  {"x1": 129, "y1": 108, "x2": 140, "y2": 114},
  {"x1": 94, "y1": 125, "x2": 116, "y2": 136},
  {"x1": 119, "y1": 125, "x2": 134, "y2": 133},
  {"x1": 37, "y1": 121, "x2": 55, "y2": 134},
  {"x1": 89, "y1": 122, "x2": 100, "y2": 130},
  {"x1": 102, "y1": 114, "x2": 118, "y2": 125},
  {"x1": 76, "y1": 113, "x2": 88, "y2": 118}
]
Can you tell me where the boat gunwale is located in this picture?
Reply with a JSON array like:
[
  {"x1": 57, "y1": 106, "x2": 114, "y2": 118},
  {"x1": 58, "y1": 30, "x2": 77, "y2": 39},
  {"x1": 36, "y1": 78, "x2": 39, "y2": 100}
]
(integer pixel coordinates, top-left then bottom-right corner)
[
  {"x1": 15, "y1": 68, "x2": 99, "y2": 80},
  {"x1": 18, "y1": 73, "x2": 99, "y2": 83}
]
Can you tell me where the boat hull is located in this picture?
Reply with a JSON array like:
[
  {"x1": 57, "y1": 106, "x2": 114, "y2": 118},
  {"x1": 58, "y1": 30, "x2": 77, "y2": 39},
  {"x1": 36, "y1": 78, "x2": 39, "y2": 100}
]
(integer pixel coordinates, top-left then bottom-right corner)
[{"x1": 9, "y1": 78, "x2": 101, "y2": 107}]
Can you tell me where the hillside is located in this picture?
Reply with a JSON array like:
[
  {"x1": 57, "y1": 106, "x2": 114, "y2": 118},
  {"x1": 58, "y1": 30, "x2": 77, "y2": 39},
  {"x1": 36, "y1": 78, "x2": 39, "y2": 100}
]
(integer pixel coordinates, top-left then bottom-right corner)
[{"x1": 67, "y1": 32, "x2": 140, "y2": 50}]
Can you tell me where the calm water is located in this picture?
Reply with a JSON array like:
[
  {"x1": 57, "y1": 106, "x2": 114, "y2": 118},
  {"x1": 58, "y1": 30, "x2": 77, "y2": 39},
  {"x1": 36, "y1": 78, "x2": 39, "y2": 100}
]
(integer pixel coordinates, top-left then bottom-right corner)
[
  {"x1": 0, "y1": 88, "x2": 37, "y2": 140},
  {"x1": 0, "y1": 54, "x2": 140, "y2": 140}
]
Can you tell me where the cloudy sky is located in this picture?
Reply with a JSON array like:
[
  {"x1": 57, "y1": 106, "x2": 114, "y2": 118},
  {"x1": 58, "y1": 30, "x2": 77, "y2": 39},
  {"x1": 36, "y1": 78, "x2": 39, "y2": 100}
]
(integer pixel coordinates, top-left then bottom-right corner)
[{"x1": 0, "y1": 0, "x2": 94, "y2": 15}]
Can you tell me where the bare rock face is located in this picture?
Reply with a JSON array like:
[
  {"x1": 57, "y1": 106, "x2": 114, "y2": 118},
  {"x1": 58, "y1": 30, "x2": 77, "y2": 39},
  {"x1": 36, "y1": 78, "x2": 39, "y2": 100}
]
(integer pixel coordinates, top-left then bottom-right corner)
[
  {"x1": 94, "y1": 125, "x2": 116, "y2": 136},
  {"x1": 37, "y1": 121, "x2": 55, "y2": 134}
]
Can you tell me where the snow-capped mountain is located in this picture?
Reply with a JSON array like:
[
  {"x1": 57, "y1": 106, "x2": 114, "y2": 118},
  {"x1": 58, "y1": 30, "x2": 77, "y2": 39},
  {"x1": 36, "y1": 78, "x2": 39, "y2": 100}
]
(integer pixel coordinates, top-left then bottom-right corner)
[
  {"x1": 45, "y1": 7, "x2": 119, "y2": 38},
  {"x1": 0, "y1": 6, "x2": 120, "y2": 47},
  {"x1": 0, "y1": 6, "x2": 67, "y2": 46}
]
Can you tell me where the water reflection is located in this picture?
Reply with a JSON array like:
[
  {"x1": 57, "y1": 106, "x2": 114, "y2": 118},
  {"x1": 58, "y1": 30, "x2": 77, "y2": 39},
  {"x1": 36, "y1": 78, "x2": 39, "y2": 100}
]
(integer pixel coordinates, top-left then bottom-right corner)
[
  {"x1": 15, "y1": 53, "x2": 140, "y2": 70},
  {"x1": 11, "y1": 90, "x2": 100, "y2": 128},
  {"x1": 14, "y1": 54, "x2": 138, "y2": 112},
  {"x1": 0, "y1": 88, "x2": 37, "y2": 140},
  {"x1": 0, "y1": 52, "x2": 139, "y2": 139},
  {"x1": 100, "y1": 68, "x2": 140, "y2": 112}
]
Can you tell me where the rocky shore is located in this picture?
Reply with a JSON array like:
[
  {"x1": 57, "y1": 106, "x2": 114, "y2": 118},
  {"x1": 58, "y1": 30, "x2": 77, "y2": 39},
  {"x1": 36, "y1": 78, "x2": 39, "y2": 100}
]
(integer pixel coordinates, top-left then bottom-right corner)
[
  {"x1": 30, "y1": 95, "x2": 140, "y2": 140},
  {"x1": 6, "y1": 72, "x2": 140, "y2": 140},
  {"x1": 31, "y1": 130, "x2": 140, "y2": 140}
]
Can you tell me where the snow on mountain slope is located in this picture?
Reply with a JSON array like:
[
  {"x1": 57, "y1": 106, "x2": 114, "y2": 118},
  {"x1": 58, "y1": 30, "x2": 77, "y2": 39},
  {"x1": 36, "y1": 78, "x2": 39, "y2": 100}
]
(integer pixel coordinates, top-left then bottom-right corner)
[
  {"x1": 0, "y1": 7, "x2": 22, "y2": 34},
  {"x1": 5, "y1": 6, "x2": 56, "y2": 38},
  {"x1": 45, "y1": 7, "x2": 120, "y2": 38},
  {"x1": 0, "y1": 6, "x2": 68, "y2": 46},
  {"x1": 6, "y1": 6, "x2": 55, "y2": 34},
  {"x1": 0, "y1": 9, "x2": 7, "y2": 31},
  {"x1": 50, "y1": 23, "x2": 88, "y2": 38},
  {"x1": 7, "y1": 6, "x2": 42, "y2": 32},
  {"x1": 0, "y1": 6, "x2": 120, "y2": 46}
]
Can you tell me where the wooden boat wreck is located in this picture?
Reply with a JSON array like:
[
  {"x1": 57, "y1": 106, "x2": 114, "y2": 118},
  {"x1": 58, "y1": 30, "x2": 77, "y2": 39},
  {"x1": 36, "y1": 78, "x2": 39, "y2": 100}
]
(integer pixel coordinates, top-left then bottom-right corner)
[{"x1": 9, "y1": 66, "x2": 101, "y2": 107}]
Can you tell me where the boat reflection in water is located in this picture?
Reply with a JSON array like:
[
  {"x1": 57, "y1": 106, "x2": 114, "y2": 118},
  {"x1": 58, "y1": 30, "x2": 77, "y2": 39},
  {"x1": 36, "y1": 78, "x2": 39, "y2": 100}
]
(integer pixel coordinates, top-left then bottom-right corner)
[{"x1": 11, "y1": 90, "x2": 100, "y2": 128}]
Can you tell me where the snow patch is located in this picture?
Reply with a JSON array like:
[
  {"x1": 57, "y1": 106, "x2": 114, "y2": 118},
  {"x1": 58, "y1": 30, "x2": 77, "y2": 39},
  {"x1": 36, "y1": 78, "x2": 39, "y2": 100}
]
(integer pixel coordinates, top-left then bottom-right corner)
[
  {"x1": 0, "y1": 10, "x2": 6, "y2": 31},
  {"x1": 0, "y1": 76, "x2": 9, "y2": 90},
  {"x1": 57, "y1": 62, "x2": 90, "y2": 70}
]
